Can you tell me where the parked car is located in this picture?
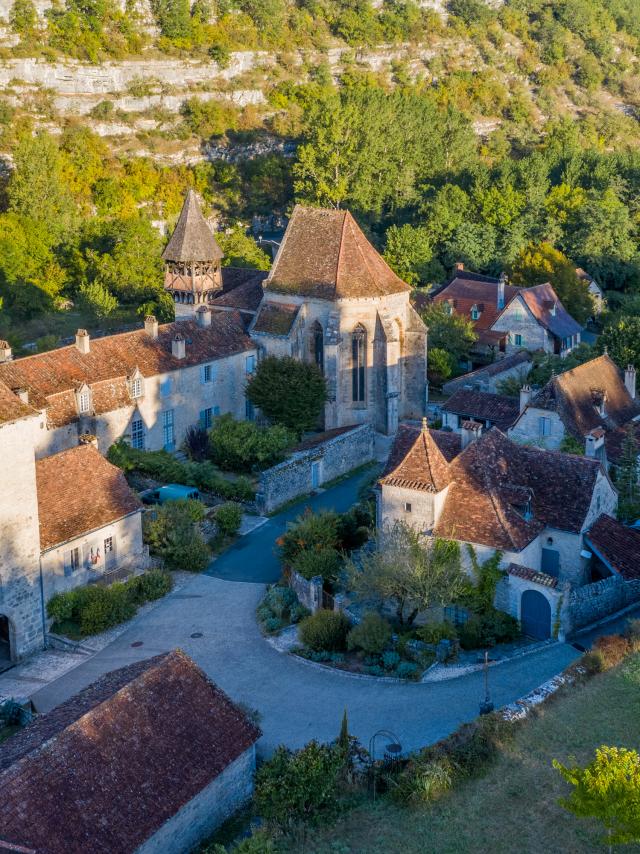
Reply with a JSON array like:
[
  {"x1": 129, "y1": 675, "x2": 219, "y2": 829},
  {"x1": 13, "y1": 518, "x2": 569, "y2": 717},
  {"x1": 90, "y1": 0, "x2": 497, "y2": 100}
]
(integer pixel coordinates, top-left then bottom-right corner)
[{"x1": 139, "y1": 484, "x2": 200, "y2": 505}]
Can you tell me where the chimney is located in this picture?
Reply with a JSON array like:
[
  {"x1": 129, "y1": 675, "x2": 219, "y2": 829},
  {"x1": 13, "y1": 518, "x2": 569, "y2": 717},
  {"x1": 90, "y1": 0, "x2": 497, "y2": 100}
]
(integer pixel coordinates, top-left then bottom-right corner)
[
  {"x1": 144, "y1": 315, "x2": 159, "y2": 339},
  {"x1": 497, "y1": 273, "x2": 506, "y2": 310},
  {"x1": 625, "y1": 364, "x2": 636, "y2": 400},
  {"x1": 79, "y1": 433, "x2": 99, "y2": 450},
  {"x1": 196, "y1": 306, "x2": 212, "y2": 328},
  {"x1": 14, "y1": 387, "x2": 29, "y2": 404},
  {"x1": 172, "y1": 333, "x2": 186, "y2": 360},
  {"x1": 585, "y1": 428, "x2": 605, "y2": 459},
  {"x1": 0, "y1": 340, "x2": 12, "y2": 362},
  {"x1": 455, "y1": 262, "x2": 464, "y2": 272},
  {"x1": 461, "y1": 420, "x2": 482, "y2": 449},
  {"x1": 519, "y1": 384, "x2": 531, "y2": 414},
  {"x1": 75, "y1": 329, "x2": 90, "y2": 354}
]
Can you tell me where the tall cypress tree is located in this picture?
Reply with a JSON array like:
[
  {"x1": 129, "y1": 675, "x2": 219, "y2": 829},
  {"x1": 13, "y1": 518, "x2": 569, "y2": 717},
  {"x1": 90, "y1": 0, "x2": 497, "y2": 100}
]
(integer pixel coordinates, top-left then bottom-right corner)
[{"x1": 616, "y1": 423, "x2": 640, "y2": 524}]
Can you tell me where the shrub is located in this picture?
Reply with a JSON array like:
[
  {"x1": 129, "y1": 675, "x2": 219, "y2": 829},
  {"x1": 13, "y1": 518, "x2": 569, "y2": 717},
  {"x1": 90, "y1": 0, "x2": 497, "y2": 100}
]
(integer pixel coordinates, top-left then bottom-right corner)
[
  {"x1": 264, "y1": 585, "x2": 297, "y2": 619},
  {"x1": 293, "y1": 547, "x2": 342, "y2": 583},
  {"x1": 417, "y1": 621, "x2": 458, "y2": 644},
  {"x1": 278, "y1": 509, "x2": 339, "y2": 566},
  {"x1": 390, "y1": 757, "x2": 455, "y2": 804},
  {"x1": 265, "y1": 617, "x2": 284, "y2": 633},
  {"x1": 458, "y1": 609, "x2": 520, "y2": 649},
  {"x1": 382, "y1": 650, "x2": 400, "y2": 670},
  {"x1": 137, "y1": 569, "x2": 173, "y2": 601},
  {"x1": 396, "y1": 661, "x2": 419, "y2": 679},
  {"x1": 143, "y1": 499, "x2": 210, "y2": 571},
  {"x1": 624, "y1": 619, "x2": 640, "y2": 651},
  {"x1": 336, "y1": 504, "x2": 372, "y2": 551},
  {"x1": 299, "y1": 610, "x2": 350, "y2": 652},
  {"x1": 165, "y1": 535, "x2": 211, "y2": 572},
  {"x1": 347, "y1": 612, "x2": 392, "y2": 655},
  {"x1": 183, "y1": 425, "x2": 210, "y2": 462},
  {"x1": 215, "y1": 502, "x2": 243, "y2": 537},
  {"x1": 593, "y1": 634, "x2": 631, "y2": 669},
  {"x1": 246, "y1": 355, "x2": 328, "y2": 436},
  {"x1": 209, "y1": 413, "x2": 293, "y2": 473},
  {"x1": 47, "y1": 590, "x2": 77, "y2": 623},
  {"x1": 432, "y1": 713, "x2": 516, "y2": 777}
]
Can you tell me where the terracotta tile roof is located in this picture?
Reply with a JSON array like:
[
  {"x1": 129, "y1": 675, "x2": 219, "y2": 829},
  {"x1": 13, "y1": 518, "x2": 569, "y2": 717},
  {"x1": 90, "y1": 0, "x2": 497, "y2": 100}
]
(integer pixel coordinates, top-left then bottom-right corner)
[
  {"x1": 0, "y1": 651, "x2": 261, "y2": 854},
  {"x1": 380, "y1": 422, "x2": 456, "y2": 492},
  {"x1": 432, "y1": 274, "x2": 521, "y2": 335},
  {"x1": 266, "y1": 206, "x2": 410, "y2": 300},
  {"x1": 0, "y1": 379, "x2": 38, "y2": 425},
  {"x1": 252, "y1": 302, "x2": 300, "y2": 336},
  {"x1": 0, "y1": 313, "x2": 254, "y2": 428},
  {"x1": 36, "y1": 444, "x2": 142, "y2": 550},
  {"x1": 162, "y1": 190, "x2": 223, "y2": 263},
  {"x1": 443, "y1": 389, "x2": 521, "y2": 431},
  {"x1": 529, "y1": 355, "x2": 640, "y2": 440},
  {"x1": 294, "y1": 424, "x2": 359, "y2": 451},
  {"x1": 443, "y1": 350, "x2": 533, "y2": 395},
  {"x1": 507, "y1": 563, "x2": 558, "y2": 589},
  {"x1": 518, "y1": 282, "x2": 582, "y2": 340},
  {"x1": 211, "y1": 268, "x2": 267, "y2": 313},
  {"x1": 585, "y1": 514, "x2": 640, "y2": 581},
  {"x1": 433, "y1": 429, "x2": 601, "y2": 551}
]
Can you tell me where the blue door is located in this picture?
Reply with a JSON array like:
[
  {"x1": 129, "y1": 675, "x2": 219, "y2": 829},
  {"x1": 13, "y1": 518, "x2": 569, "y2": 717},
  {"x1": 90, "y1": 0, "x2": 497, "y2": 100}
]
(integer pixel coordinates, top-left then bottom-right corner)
[
  {"x1": 541, "y1": 548, "x2": 560, "y2": 578},
  {"x1": 521, "y1": 590, "x2": 551, "y2": 640}
]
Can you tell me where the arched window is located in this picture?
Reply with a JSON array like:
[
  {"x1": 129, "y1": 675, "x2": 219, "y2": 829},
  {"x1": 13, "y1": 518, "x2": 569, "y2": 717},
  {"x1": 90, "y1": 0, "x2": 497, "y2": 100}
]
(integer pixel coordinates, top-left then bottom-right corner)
[
  {"x1": 351, "y1": 324, "x2": 366, "y2": 403},
  {"x1": 312, "y1": 321, "x2": 324, "y2": 373}
]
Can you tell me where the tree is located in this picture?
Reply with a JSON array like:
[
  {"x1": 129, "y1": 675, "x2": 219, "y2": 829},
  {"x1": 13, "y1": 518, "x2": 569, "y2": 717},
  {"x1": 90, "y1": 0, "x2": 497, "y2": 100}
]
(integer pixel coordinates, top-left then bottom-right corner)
[
  {"x1": 10, "y1": 0, "x2": 38, "y2": 39},
  {"x1": 509, "y1": 243, "x2": 593, "y2": 325},
  {"x1": 553, "y1": 746, "x2": 640, "y2": 853},
  {"x1": 246, "y1": 356, "x2": 328, "y2": 435},
  {"x1": 347, "y1": 522, "x2": 465, "y2": 626},
  {"x1": 615, "y1": 424, "x2": 640, "y2": 524},
  {"x1": 599, "y1": 316, "x2": 640, "y2": 371},
  {"x1": 78, "y1": 281, "x2": 118, "y2": 319},
  {"x1": 216, "y1": 227, "x2": 271, "y2": 270},
  {"x1": 421, "y1": 301, "x2": 478, "y2": 364},
  {"x1": 428, "y1": 347, "x2": 456, "y2": 387},
  {"x1": 383, "y1": 224, "x2": 441, "y2": 286}
]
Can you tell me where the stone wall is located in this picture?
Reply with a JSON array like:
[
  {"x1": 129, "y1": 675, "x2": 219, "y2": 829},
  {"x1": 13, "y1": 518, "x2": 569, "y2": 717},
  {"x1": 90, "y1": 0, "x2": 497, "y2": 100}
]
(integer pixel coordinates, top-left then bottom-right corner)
[
  {"x1": 256, "y1": 424, "x2": 375, "y2": 514},
  {"x1": 564, "y1": 576, "x2": 640, "y2": 635},
  {"x1": 289, "y1": 570, "x2": 322, "y2": 613},
  {"x1": 136, "y1": 746, "x2": 256, "y2": 854}
]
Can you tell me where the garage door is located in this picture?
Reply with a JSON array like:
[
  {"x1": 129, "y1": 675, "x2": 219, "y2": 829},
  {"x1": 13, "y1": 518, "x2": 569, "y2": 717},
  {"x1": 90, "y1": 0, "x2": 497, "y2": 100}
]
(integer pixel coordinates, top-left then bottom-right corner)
[{"x1": 521, "y1": 590, "x2": 551, "y2": 640}]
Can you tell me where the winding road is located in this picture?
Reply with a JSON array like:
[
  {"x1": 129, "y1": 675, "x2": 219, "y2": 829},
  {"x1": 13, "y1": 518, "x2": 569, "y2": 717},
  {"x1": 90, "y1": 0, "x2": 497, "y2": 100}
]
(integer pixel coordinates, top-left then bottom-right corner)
[{"x1": 28, "y1": 472, "x2": 630, "y2": 758}]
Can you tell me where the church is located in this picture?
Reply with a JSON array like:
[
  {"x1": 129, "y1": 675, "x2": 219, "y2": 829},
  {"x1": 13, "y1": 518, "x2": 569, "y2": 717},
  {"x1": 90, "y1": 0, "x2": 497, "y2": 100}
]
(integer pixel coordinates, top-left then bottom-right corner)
[{"x1": 164, "y1": 195, "x2": 428, "y2": 435}]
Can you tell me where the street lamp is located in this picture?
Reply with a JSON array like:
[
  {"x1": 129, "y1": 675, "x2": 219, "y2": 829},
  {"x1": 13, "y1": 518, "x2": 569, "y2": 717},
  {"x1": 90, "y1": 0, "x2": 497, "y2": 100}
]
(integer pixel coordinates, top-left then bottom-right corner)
[
  {"x1": 369, "y1": 729, "x2": 403, "y2": 800},
  {"x1": 479, "y1": 649, "x2": 494, "y2": 715}
]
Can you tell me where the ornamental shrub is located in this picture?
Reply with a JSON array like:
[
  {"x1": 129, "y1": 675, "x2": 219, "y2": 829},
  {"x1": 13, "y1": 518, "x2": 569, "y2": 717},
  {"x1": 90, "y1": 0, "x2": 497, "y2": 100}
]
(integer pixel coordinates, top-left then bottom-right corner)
[
  {"x1": 47, "y1": 590, "x2": 77, "y2": 623},
  {"x1": 417, "y1": 621, "x2": 458, "y2": 644},
  {"x1": 278, "y1": 509, "x2": 339, "y2": 566},
  {"x1": 143, "y1": 499, "x2": 210, "y2": 571},
  {"x1": 246, "y1": 356, "x2": 328, "y2": 436},
  {"x1": 292, "y1": 547, "x2": 342, "y2": 584},
  {"x1": 382, "y1": 650, "x2": 400, "y2": 670},
  {"x1": 215, "y1": 502, "x2": 243, "y2": 537},
  {"x1": 299, "y1": 610, "x2": 350, "y2": 652},
  {"x1": 396, "y1": 661, "x2": 419, "y2": 679},
  {"x1": 347, "y1": 612, "x2": 392, "y2": 655},
  {"x1": 390, "y1": 757, "x2": 454, "y2": 804},
  {"x1": 209, "y1": 413, "x2": 293, "y2": 473},
  {"x1": 264, "y1": 585, "x2": 297, "y2": 619},
  {"x1": 137, "y1": 568, "x2": 173, "y2": 601}
]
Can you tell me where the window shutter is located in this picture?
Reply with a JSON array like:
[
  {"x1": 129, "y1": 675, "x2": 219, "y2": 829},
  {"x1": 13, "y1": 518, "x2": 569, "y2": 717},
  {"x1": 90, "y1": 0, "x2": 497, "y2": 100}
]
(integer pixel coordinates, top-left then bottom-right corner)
[
  {"x1": 200, "y1": 365, "x2": 206, "y2": 384},
  {"x1": 199, "y1": 410, "x2": 206, "y2": 427}
]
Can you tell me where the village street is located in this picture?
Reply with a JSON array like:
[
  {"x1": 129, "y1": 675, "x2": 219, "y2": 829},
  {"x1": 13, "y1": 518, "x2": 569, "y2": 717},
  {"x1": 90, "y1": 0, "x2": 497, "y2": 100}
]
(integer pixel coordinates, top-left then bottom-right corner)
[{"x1": 18, "y1": 469, "x2": 609, "y2": 758}]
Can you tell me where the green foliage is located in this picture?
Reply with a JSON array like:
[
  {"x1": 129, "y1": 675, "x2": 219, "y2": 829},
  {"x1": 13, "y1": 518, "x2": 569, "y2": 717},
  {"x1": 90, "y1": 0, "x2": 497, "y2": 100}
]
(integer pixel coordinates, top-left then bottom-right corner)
[
  {"x1": 527, "y1": 344, "x2": 595, "y2": 387},
  {"x1": 463, "y1": 546, "x2": 504, "y2": 613},
  {"x1": 615, "y1": 424, "x2": 640, "y2": 524},
  {"x1": 151, "y1": 0, "x2": 191, "y2": 40},
  {"x1": 214, "y1": 501, "x2": 242, "y2": 537},
  {"x1": 383, "y1": 224, "x2": 440, "y2": 286},
  {"x1": 293, "y1": 547, "x2": 342, "y2": 584},
  {"x1": 428, "y1": 347, "x2": 456, "y2": 387},
  {"x1": 246, "y1": 356, "x2": 328, "y2": 436},
  {"x1": 10, "y1": 0, "x2": 38, "y2": 38},
  {"x1": 180, "y1": 98, "x2": 239, "y2": 138},
  {"x1": 216, "y1": 227, "x2": 271, "y2": 270},
  {"x1": 77, "y1": 280, "x2": 118, "y2": 319},
  {"x1": 421, "y1": 302, "x2": 478, "y2": 365},
  {"x1": 599, "y1": 316, "x2": 640, "y2": 372},
  {"x1": 299, "y1": 609, "x2": 351, "y2": 652},
  {"x1": 390, "y1": 756, "x2": 455, "y2": 804},
  {"x1": 278, "y1": 509, "x2": 340, "y2": 566},
  {"x1": 346, "y1": 612, "x2": 392, "y2": 655},
  {"x1": 257, "y1": 584, "x2": 308, "y2": 633},
  {"x1": 183, "y1": 425, "x2": 210, "y2": 462},
  {"x1": 458, "y1": 609, "x2": 520, "y2": 649},
  {"x1": 255, "y1": 741, "x2": 346, "y2": 833},
  {"x1": 554, "y1": 746, "x2": 640, "y2": 847},
  {"x1": 560, "y1": 435, "x2": 585, "y2": 455},
  {"x1": 417, "y1": 621, "x2": 458, "y2": 644},
  {"x1": 208, "y1": 414, "x2": 293, "y2": 473},
  {"x1": 143, "y1": 499, "x2": 211, "y2": 571}
]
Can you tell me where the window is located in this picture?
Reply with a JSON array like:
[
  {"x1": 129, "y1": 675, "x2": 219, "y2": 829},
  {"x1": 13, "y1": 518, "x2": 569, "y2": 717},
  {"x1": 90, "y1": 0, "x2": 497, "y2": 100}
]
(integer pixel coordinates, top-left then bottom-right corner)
[
  {"x1": 201, "y1": 364, "x2": 214, "y2": 384},
  {"x1": 538, "y1": 416, "x2": 551, "y2": 437},
  {"x1": 162, "y1": 409, "x2": 175, "y2": 450},
  {"x1": 351, "y1": 324, "x2": 366, "y2": 403},
  {"x1": 160, "y1": 378, "x2": 173, "y2": 398},
  {"x1": 312, "y1": 322, "x2": 324, "y2": 373},
  {"x1": 78, "y1": 391, "x2": 91, "y2": 413},
  {"x1": 246, "y1": 354, "x2": 256, "y2": 375},
  {"x1": 200, "y1": 407, "x2": 213, "y2": 429},
  {"x1": 104, "y1": 536, "x2": 113, "y2": 554},
  {"x1": 131, "y1": 418, "x2": 145, "y2": 450},
  {"x1": 131, "y1": 377, "x2": 143, "y2": 398},
  {"x1": 514, "y1": 334, "x2": 523, "y2": 347},
  {"x1": 404, "y1": 502, "x2": 412, "y2": 513},
  {"x1": 65, "y1": 547, "x2": 81, "y2": 576},
  {"x1": 470, "y1": 305, "x2": 480, "y2": 321},
  {"x1": 443, "y1": 301, "x2": 453, "y2": 315},
  {"x1": 245, "y1": 398, "x2": 255, "y2": 420}
]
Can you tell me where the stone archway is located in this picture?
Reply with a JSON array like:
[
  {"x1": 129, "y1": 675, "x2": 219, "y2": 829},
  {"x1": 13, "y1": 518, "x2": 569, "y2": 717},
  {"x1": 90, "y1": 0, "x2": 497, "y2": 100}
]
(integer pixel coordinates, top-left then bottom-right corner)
[{"x1": 0, "y1": 615, "x2": 14, "y2": 671}]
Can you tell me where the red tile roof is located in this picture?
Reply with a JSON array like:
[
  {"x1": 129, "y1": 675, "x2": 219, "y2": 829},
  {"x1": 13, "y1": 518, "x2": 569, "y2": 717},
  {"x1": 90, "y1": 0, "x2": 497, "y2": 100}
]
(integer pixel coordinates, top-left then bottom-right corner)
[
  {"x1": 0, "y1": 313, "x2": 254, "y2": 428},
  {"x1": 442, "y1": 388, "x2": 521, "y2": 431},
  {"x1": 0, "y1": 651, "x2": 261, "y2": 854},
  {"x1": 252, "y1": 302, "x2": 300, "y2": 336},
  {"x1": 586, "y1": 514, "x2": 640, "y2": 581},
  {"x1": 507, "y1": 562, "x2": 558, "y2": 588},
  {"x1": 267, "y1": 206, "x2": 410, "y2": 300},
  {"x1": 211, "y1": 269, "x2": 267, "y2": 313},
  {"x1": 518, "y1": 282, "x2": 582, "y2": 340},
  {"x1": 433, "y1": 274, "x2": 521, "y2": 336},
  {"x1": 36, "y1": 444, "x2": 142, "y2": 550},
  {"x1": 380, "y1": 423, "x2": 458, "y2": 492},
  {"x1": 0, "y1": 379, "x2": 38, "y2": 425}
]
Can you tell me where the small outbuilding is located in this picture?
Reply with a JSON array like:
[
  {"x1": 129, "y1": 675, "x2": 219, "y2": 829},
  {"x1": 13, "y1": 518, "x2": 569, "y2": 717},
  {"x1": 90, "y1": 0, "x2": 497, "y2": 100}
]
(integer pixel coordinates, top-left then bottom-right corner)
[{"x1": 0, "y1": 650, "x2": 261, "y2": 854}]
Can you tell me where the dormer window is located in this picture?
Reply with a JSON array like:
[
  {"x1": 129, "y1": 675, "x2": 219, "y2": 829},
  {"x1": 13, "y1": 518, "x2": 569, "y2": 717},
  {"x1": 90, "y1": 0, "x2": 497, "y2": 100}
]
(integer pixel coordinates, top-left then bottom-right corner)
[
  {"x1": 470, "y1": 304, "x2": 480, "y2": 321},
  {"x1": 131, "y1": 377, "x2": 143, "y2": 398},
  {"x1": 443, "y1": 301, "x2": 453, "y2": 316},
  {"x1": 77, "y1": 388, "x2": 91, "y2": 414}
]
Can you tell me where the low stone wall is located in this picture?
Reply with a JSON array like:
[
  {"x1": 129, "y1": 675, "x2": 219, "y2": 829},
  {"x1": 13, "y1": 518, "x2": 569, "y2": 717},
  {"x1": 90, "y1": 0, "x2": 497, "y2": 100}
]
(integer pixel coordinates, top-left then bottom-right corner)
[
  {"x1": 290, "y1": 571, "x2": 323, "y2": 613},
  {"x1": 256, "y1": 424, "x2": 375, "y2": 514},
  {"x1": 564, "y1": 576, "x2": 640, "y2": 635}
]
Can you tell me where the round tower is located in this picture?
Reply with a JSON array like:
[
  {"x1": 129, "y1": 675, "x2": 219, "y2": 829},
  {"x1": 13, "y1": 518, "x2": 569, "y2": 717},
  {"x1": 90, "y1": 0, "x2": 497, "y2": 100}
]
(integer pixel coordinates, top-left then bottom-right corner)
[{"x1": 162, "y1": 190, "x2": 224, "y2": 320}]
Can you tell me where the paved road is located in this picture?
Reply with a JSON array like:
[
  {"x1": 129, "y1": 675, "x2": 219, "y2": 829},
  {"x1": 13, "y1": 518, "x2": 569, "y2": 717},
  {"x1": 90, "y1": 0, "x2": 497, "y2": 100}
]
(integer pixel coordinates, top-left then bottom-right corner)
[{"x1": 207, "y1": 469, "x2": 374, "y2": 583}]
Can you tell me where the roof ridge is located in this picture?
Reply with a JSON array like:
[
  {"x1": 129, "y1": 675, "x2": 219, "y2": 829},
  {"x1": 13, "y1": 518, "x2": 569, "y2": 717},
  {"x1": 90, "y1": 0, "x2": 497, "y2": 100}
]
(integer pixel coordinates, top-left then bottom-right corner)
[
  {"x1": 344, "y1": 211, "x2": 383, "y2": 297},
  {"x1": 335, "y1": 209, "x2": 349, "y2": 292}
]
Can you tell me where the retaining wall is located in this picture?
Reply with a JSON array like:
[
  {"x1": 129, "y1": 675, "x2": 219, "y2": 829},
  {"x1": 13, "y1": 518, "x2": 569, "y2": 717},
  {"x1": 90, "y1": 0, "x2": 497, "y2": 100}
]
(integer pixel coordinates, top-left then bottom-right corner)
[{"x1": 564, "y1": 576, "x2": 640, "y2": 635}]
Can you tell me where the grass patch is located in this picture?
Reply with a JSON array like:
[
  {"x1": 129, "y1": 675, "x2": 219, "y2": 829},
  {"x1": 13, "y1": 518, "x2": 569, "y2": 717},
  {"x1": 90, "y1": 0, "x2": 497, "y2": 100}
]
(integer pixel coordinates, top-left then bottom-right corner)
[{"x1": 283, "y1": 654, "x2": 640, "y2": 854}]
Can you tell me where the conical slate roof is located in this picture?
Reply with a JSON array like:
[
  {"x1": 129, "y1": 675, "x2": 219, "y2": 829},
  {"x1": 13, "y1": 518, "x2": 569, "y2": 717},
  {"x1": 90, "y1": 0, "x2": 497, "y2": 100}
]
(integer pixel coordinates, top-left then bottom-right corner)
[
  {"x1": 380, "y1": 420, "x2": 451, "y2": 492},
  {"x1": 162, "y1": 190, "x2": 224, "y2": 263}
]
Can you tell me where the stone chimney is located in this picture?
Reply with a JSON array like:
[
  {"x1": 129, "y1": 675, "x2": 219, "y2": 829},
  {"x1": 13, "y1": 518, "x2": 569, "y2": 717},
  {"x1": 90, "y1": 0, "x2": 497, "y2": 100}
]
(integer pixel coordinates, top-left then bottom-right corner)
[
  {"x1": 14, "y1": 387, "x2": 29, "y2": 404},
  {"x1": 196, "y1": 306, "x2": 212, "y2": 328},
  {"x1": 144, "y1": 315, "x2": 159, "y2": 339},
  {"x1": 0, "y1": 340, "x2": 12, "y2": 362},
  {"x1": 75, "y1": 329, "x2": 90, "y2": 354},
  {"x1": 519, "y1": 384, "x2": 532, "y2": 414},
  {"x1": 172, "y1": 333, "x2": 186, "y2": 360},
  {"x1": 585, "y1": 428, "x2": 605, "y2": 459},
  {"x1": 497, "y1": 273, "x2": 506, "y2": 310},
  {"x1": 625, "y1": 364, "x2": 636, "y2": 400},
  {"x1": 461, "y1": 419, "x2": 482, "y2": 449},
  {"x1": 79, "y1": 433, "x2": 99, "y2": 450}
]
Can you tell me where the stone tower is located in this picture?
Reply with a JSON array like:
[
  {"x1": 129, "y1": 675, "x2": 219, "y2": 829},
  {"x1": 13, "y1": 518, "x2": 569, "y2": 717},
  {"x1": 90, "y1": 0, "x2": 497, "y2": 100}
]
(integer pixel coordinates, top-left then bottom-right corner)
[{"x1": 162, "y1": 190, "x2": 224, "y2": 320}]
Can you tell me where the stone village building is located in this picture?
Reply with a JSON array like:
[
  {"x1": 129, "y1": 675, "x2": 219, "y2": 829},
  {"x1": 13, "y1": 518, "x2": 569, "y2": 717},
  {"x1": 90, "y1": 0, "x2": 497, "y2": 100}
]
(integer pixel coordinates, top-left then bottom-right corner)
[
  {"x1": 378, "y1": 421, "x2": 640, "y2": 640},
  {"x1": 0, "y1": 650, "x2": 261, "y2": 854}
]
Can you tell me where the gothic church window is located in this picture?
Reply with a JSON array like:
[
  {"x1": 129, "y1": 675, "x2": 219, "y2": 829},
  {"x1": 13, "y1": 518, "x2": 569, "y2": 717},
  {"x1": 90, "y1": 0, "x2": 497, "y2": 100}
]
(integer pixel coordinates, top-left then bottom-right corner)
[
  {"x1": 351, "y1": 324, "x2": 366, "y2": 403},
  {"x1": 312, "y1": 322, "x2": 324, "y2": 373}
]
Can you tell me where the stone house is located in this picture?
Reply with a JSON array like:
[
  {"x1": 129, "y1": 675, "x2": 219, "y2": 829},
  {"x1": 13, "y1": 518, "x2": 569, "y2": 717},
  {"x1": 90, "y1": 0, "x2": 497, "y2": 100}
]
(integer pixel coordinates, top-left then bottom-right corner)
[
  {"x1": 432, "y1": 266, "x2": 581, "y2": 361},
  {"x1": 211, "y1": 206, "x2": 428, "y2": 435},
  {"x1": 576, "y1": 267, "x2": 605, "y2": 316},
  {"x1": 36, "y1": 441, "x2": 146, "y2": 604},
  {"x1": 0, "y1": 650, "x2": 261, "y2": 854},
  {"x1": 0, "y1": 312, "x2": 257, "y2": 459},
  {"x1": 441, "y1": 388, "x2": 520, "y2": 433},
  {"x1": 509, "y1": 355, "x2": 640, "y2": 467},
  {"x1": 442, "y1": 349, "x2": 533, "y2": 396},
  {"x1": 378, "y1": 422, "x2": 621, "y2": 639}
]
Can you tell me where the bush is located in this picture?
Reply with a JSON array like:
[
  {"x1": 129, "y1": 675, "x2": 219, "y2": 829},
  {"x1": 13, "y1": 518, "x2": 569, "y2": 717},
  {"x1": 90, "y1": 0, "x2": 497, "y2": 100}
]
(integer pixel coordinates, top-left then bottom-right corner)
[
  {"x1": 293, "y1": 547, "x2": 342, "y2": 584},
  {"x1": 215, "y1": 502, "x2": 243, "y2": 537},
  {"x1": 592, "y1": 634, "x2": 631, "y2": 669},
  {"x1": 278, "y1": 509, "x2": 339, "y2": 566},
  {"x1": 458, "y1": 609, "x2": 520, "y2": 649},
  {"x1": 47, "y1": 590, "x2": 77, "y2": 623},
  {"x1": 382, "y1": 650, "x2": 400, "y2": 670},
  {"x1": 264, "y1": 585, "x2": 297, "y2": 619},
  {"x1": 624, "y1": 619, "x2": 640, "y2": 651},
  {"x1": 183, "y1": 425, "x2": 210, "y2": 462},
  {"x1": 429, "y1": 713, "x2": 516, "y2": 778},
  {"x1": 347, "y1": 612, "x2": 392, "y2": 655},
  {"x1": 257, "y1": 585, "x2": 308, "y2": 633},
  {"x1": 299, "y1": 610, "x2": 350, "y2": 652},
  {"x1": 396, "y1": 661, "x2": 419, "y2": 679},
  {"x1": 143, "y1": 499, "x2": 211, "y2": 571},
  {"x1": 417, "y1": 621, "x2": 458, "y2": 644},
  {"x1": 78, "y1": 584, "x2": 136, "y2": 635},
  {"x1": 209, "y1": 413, "x2": 293, "y2": 473},
  {"x1": 336, "y1": 504, "x2": 372, "y2": 551},
  {"x1": 390, "y1": 757, "x2": 454, "y2": 804},
  {"x1": 130, "y1": 568, "x2": 173, "y2": 603}
]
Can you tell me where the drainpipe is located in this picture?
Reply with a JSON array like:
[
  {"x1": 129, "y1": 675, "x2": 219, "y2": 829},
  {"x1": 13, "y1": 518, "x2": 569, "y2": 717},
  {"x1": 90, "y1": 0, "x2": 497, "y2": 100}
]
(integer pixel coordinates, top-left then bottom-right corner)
[{"x1": 38, "y1": 557, "x2": 48, "y2": 651}]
